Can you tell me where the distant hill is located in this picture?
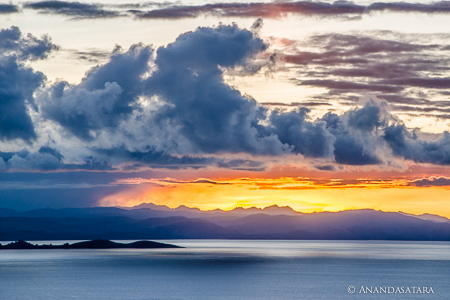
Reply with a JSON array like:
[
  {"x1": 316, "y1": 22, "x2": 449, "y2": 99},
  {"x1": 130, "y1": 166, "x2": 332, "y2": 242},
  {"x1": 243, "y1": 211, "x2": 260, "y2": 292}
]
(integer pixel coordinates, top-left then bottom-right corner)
[
  {"x1": 399, "y1": 212, "x2": 450, "y2": 223},
  {"x1": 1, "y1": 205, "x2": 450, "y2": 241},
  {"x1": 0, "y1": 239, "x2": 182, "y2": 249}
]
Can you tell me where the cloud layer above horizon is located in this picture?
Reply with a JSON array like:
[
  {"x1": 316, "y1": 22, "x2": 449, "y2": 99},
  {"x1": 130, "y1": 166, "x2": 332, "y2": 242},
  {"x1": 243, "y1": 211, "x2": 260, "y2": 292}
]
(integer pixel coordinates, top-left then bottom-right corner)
[
  {"x1": 1, "y1": 22, "x2": 450, "y2": 173},
  {"x1": 6, "y1": 0, "x2": 450, "y2": 20}
]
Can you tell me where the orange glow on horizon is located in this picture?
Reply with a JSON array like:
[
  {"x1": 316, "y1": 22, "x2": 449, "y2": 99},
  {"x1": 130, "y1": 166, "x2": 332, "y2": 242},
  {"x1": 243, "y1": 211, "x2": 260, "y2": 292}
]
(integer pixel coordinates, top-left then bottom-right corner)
[{"x1": 99, "y1": 175, "x2": 450, "y2": 218}]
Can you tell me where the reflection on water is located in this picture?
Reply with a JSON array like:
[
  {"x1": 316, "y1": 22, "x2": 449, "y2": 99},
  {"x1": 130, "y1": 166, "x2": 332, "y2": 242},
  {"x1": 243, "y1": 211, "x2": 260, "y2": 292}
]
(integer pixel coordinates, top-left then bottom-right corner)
[{"x1": 1, "y1": 240, "x2": 449, "y2": 300}]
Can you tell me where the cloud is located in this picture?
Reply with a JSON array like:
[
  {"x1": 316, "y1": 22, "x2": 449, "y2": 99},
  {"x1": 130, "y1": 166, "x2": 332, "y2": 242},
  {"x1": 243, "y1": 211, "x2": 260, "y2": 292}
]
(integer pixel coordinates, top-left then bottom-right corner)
[
  {"x1": 144, "y1": 24, "x2": 287, "y2": 155},
  {"x1": 217, "y1": 159, "x2": 264, "y2": 171},
  {"x1": 273, "y1": 32, "x2": 450, "y2": 120},
  {"x1": 135, "y1": 1, "x2": 365, "y2": 19},
  {"x1": 0, "y1": 26, "x2": 58, "y2": 61},
  {"x1": 134, "y1": 1, "x2": 450, "y2": 20},
  {"x1": 367, "y1": 1, "x2": 450, "y2": 13},
  {"x1": 24, "y1": 1, "x2": 121, "y2": 19},
  {"x1": 0, "y1": 27, "x2": 57, "y2": 143},
  {"x1": 0, "y1": 147, "x2": 113, "y2": 171},
  {"x1": 377, "y1": 78, "x2": 450, "y2": 89},
  {"x1": 5, "y1": 24, "x2": 450, "y2": 172},
  {"x1": 409, "y1": 177, "x2": 450, "y2": 187},
  {"x1": 95, "y1": 147, "x2": 266, "y2": 171},
  {"x1": 0, "y1": 4, "x2": 19, "y2": 14},
  {"x1": 383, "y1": 125, "x2": 450, "y2": 165},
  {"x1": 40, "y1": 24, "x2": 343, "y2": 167},
  {"x1": 7, "y1": 1, "x2": 450, "y2": 21},
  {"x1": 0, "y1": 57, "x2": 42, "y2": 142},
  {"x1": 95, "y1": 146, "x2": 216, "y2": 169},
  {"x1": 315, "y1": 165, "x2": 336, "y2": 171},
  {"x1": 265, "y1": 107, "x2": 335, "y2": 158},
  {"x1": 41, "y1": 44, "x2": 152, "y2": 140},
  {"x1": 320, "y1": 98, "x2": 390, "y2": 165},
  {"x1": 65, "y1": 48, "x2": 110, "y2": 63},
  {"x1": 261, "y1": 101, "x2": 332, "y2": 107},
  {"x1": 115, "y1": 177, "x2": 231, "y2": 186},
  {"x1": 298, "y1": 80, "x2": 404, "y2": 93}
]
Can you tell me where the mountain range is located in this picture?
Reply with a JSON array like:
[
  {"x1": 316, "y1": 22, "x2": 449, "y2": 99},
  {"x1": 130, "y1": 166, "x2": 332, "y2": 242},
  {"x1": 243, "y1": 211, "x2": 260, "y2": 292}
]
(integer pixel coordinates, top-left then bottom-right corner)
[{"x1": 1, "y1": 203, "x2": 450, "y2": 241}]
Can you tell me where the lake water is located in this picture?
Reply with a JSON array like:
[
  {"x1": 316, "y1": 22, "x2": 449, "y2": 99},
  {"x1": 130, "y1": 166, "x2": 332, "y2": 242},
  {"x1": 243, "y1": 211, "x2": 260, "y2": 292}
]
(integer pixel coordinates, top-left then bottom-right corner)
[{"x1": 1, "y1": 240, "x2": 449, "y2": 299}]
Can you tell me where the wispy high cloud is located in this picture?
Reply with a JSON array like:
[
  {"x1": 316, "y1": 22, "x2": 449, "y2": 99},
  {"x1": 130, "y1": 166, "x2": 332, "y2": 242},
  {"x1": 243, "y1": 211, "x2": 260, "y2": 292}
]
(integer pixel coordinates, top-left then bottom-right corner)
[
  {"x1": 23, "y1": 1, "x2": 122, "y2": 19},
  {"x1": 134, "y1": 1, "x2": 450, "y2": 19},
  {"x1": 272, "y1": 32, "x2": 450, "y2": 119},
  {"x1": 16, "y1": 1, "x2": 450, "y2": 20},
  {"x1": 134, "y1": 1, "x2": 366, "y2": 19},
  {"x1": 113, "y1": 175, "x2": 450, "y2": 190}
]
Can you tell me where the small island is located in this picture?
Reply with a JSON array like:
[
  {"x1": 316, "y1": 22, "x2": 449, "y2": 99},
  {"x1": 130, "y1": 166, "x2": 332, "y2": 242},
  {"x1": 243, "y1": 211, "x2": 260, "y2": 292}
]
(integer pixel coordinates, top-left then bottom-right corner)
[{"x1": 0, "y1": 239, "x2": 183, "y2": 249}]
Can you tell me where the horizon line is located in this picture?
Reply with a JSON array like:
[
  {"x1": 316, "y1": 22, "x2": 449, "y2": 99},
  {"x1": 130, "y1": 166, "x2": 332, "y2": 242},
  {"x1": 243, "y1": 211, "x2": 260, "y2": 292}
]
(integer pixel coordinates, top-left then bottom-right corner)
[{"x1": 111, "y1": 202, "x2": 449, "y2": 219}]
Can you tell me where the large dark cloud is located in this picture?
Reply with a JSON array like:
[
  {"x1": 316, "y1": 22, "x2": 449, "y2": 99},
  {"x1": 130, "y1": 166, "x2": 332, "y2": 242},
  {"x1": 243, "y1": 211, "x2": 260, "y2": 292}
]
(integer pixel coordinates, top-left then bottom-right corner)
[
  {"x1": 0, "y1": 27, "x2": 57, "y2": 143},
  {"x1": 40, "y1": 24, "x2": 343, "y2": 165},
  {"x1": 0, "y1": 26, "x2": 57, "y2": 61},
  {"x1": 41, "y1": 44, "x2": 152, "y2": 140},
  {"x1": 383, "y1": 125, "x2": 450, "y2": 165},
  {"x1": 145, "y1": 25, "x2": 285, "y2": 155},
  {"x1": 0, "y1": 4, "x2": 19, "y2": 14},
  {"x1": 318, "y1": 98, "x2": 394, "y2": 165},
  {"x1": 321, "y1": 116, "x2": 380, "y2": 165},
  {"x1": 3, "y1": 24, "x2": 450, "y2": 172},
  {"x1": 265, "y1": 107, "x2": 335, "y2": 158}
]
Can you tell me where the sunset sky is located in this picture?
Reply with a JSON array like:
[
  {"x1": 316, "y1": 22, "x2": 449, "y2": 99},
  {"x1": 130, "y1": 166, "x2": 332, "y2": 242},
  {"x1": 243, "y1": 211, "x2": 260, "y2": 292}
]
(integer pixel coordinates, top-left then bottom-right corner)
[{"x1": 1, "y1": 0, "x2": 450, "y2": 217}]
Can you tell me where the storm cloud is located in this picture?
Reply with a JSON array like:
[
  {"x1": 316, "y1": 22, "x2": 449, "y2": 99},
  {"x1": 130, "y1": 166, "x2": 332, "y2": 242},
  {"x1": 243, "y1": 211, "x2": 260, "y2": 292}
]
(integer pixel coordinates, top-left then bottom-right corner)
[
  {"x1": 2, "y1": 24, "x2": 450, "y2": 172},
  {"x1": 0, "y1": 27, "x2": 57, "y2": 143},
  {"x1": 0, "y1": 4, "x2": 19, "y2": 14},
  {"x1": 384, "y1": 125, "x2": 450, "y2": 165},
  {"x1": 41, "y1": 44, "x2": 152, "y2": 140},
  {"x1": 145, "y1": 25, "x2": 286, "y2": 155}
]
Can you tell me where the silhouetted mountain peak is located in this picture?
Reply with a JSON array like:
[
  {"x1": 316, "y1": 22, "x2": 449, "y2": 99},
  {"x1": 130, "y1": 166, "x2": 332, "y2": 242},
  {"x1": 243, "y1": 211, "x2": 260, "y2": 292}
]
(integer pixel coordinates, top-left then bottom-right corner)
[
  {"x1": 126, "y1": 203, "x2": 172, "y2": 211},
  {"x1": 263, "y1": 205, "x2": 299, "y2": 215},
  {"x1": 174, "y1": 205, "x2": 202, "y2": 212},
  {"x1": 123, "y1": 202, "x2": 301, "y2": 216},
  {"x1": 229, "y1": 205, "x2": 299, "y2": 216}
]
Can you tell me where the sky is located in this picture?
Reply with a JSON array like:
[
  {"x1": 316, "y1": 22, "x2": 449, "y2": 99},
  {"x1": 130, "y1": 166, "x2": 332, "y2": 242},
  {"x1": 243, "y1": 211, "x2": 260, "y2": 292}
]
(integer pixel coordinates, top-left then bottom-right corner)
[{"x1": 1, "y1": 0, "x2": 450, "y2": 216}]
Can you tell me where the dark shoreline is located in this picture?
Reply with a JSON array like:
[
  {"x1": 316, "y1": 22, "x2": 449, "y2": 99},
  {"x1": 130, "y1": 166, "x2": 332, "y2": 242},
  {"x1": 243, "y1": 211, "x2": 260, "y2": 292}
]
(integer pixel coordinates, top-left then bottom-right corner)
[{"x1": 0, "y1": 239, "x2": 183, "y2": 249}]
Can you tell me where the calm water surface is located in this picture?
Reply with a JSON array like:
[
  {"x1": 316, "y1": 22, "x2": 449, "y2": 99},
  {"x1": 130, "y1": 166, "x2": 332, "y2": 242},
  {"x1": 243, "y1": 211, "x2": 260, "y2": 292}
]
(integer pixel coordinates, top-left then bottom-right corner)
[{"x1": 1, "y1": 240, "x2": 449, "y2": 300}]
